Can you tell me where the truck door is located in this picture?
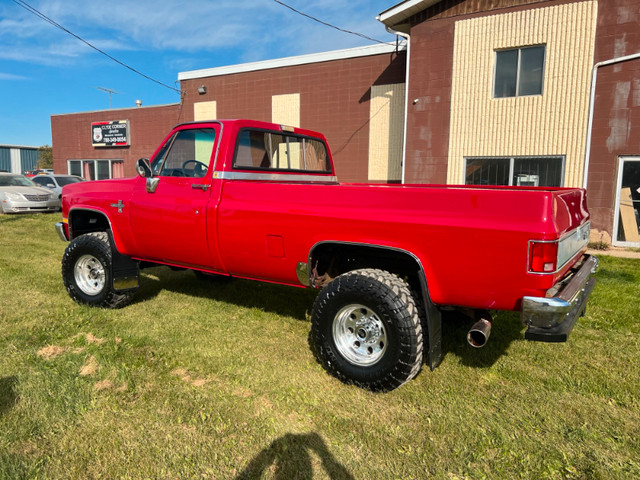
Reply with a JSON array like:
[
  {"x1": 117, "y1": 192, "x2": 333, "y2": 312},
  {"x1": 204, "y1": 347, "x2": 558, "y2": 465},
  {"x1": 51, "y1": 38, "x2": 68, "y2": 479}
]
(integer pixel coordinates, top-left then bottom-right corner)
[{"x1": 129, "y1": 125, "x2": 223, "y2": 270}]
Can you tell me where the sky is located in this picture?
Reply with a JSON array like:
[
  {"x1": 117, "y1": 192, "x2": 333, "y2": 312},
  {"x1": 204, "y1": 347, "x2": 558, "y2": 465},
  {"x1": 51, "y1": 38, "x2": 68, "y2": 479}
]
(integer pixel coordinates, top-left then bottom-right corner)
[{"x1": 0, "y1": 0, "x2": 399, "y2": 147}]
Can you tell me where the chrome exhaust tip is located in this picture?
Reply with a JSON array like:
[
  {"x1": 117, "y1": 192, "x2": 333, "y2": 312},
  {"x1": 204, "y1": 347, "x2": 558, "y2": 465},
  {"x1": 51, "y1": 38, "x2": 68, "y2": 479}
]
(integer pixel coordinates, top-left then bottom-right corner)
[{"x1": 467, "y1": 317, "x2": 492, "y2": 348}]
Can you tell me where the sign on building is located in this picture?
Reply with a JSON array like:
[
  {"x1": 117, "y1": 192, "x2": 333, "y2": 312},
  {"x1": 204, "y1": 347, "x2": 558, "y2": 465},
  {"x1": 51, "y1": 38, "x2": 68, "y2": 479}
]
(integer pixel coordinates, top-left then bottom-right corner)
[{"x1": 91, "y1": 120, "x2": 130, "y2": 147}]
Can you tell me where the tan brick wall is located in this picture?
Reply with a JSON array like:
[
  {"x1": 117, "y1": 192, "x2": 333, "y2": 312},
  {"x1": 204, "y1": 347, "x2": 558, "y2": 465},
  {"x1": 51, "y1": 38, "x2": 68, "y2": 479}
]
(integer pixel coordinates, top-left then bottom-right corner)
[
  {"x1": 194, "y1": 101, "x2": 217, "y2": 121},
  {"x1": 272, "y1": 93, "x2": 300, "y2": 128},
  {"x1": 368, "y1": 84, "x2": 405, "y2": 181},
  {"x1": 447, "y1": 1, "x2": 597, "y2": 187}
]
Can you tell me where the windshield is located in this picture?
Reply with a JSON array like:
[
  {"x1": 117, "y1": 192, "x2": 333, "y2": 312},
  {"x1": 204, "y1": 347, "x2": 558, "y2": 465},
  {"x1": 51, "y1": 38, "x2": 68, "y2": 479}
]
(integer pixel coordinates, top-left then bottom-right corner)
[{"x1": 0, "y1": 175, "x2": 35, "y2": 187}]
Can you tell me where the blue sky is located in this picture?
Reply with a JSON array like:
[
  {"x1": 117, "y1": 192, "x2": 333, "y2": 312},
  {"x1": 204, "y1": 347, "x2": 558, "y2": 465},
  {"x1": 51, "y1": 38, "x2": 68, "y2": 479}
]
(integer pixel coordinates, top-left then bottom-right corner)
[{"x1": 0, "y1": 0, "x2": 399, "y2": 147}]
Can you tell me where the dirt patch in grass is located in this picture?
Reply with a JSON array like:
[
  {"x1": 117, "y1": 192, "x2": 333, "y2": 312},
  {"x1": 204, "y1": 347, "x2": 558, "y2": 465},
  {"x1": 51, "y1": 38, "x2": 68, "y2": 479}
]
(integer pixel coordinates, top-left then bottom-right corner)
[
  {"x1": 234, "y1": 386, "x2": 253, "y2": 398},
  {"x1": 37, "y1": 344, "x2": 86, "y2": 360},
  {"x1": 79, "y1": 355, "x2": 99, "y2": 376},
  {"x1": 84, "y1": 333, "x2": 106, "y2": 345},
  {"x1": 93, "y1": 380, "x2": 128, "y2": 392},
  {"x1": 70, "y1": 332, "x2": 107, "y2": 345},
  {"x1": 93, "y1": 380, "x2": 114, "y2": 391},
  {"x1": 170, "y1": 367, "x2": 209, "y2": 387},
  {"x1": 37, "y1": 345, "x2": 67, "y2": 360}
]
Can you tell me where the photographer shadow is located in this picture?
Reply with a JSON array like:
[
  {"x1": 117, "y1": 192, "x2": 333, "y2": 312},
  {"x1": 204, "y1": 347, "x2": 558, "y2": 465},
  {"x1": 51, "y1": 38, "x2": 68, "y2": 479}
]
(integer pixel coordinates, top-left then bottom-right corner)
[{"x1": 236, "y1": 432, "x2": 355, "y2": 480}]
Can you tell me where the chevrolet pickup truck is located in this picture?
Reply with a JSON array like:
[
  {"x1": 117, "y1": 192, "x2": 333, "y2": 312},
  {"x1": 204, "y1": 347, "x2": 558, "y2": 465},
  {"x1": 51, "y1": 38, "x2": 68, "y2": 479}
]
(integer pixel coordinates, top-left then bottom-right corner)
[{"x1": 55, "y1": 119, "x2": 598, "y2": 391}]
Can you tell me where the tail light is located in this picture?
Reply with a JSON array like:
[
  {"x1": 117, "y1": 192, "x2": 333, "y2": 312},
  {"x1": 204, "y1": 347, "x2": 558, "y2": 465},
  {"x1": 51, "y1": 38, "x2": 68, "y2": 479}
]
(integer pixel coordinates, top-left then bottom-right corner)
[{"x1": 529, "y1": 241, "x2": 558, "y2": 273}]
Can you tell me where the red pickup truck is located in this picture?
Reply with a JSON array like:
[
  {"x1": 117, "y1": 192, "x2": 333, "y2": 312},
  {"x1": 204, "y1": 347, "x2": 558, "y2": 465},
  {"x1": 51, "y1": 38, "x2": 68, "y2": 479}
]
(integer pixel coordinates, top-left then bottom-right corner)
[{"x1": 55, "y1": 119, "x2": 597, "y2": 391}]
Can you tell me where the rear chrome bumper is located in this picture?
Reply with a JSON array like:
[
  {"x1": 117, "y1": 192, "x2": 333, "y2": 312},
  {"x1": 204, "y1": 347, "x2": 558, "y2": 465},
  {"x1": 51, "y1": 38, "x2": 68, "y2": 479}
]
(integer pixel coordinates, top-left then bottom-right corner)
[{"x1": 521, "y1": 255, "x2": 598, "y2": 342}]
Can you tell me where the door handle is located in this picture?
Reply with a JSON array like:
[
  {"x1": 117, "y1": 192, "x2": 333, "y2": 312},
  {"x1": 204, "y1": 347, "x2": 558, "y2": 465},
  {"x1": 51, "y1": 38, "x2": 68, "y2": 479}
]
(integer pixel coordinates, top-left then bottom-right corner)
[{"x1": 191, "y1": 184, "x2": 209, "y2": 191}]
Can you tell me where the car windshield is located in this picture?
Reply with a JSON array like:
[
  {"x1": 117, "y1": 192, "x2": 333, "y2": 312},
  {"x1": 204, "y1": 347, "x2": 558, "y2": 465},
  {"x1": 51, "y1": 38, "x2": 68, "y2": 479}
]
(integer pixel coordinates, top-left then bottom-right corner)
[
  {"x1": 0, "y1": 175, "x2": 35, "y2": 187},
  {"x1": 55, "y1": 176, "x2": 82, "y2": 187}
]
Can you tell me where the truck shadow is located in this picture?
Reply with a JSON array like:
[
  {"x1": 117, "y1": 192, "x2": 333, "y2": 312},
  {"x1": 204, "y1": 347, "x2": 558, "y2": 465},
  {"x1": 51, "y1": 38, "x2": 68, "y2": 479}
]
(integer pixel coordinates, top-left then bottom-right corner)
[
  {"x1": 135, "y1": 267, "x2": 525, "y2": 369},
  {"x1": 135, "y1": 267, "x2": 318, "y2": 322},
  {"x1": 439, "y1": 310, "x2": 524, "y2": 368}
]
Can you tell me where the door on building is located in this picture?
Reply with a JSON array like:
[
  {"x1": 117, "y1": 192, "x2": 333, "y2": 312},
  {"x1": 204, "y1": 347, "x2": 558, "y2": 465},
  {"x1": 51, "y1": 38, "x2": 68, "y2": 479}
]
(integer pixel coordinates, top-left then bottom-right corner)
[{"x1": 613, "y1": 157, "x2": 640, "y2": 247}]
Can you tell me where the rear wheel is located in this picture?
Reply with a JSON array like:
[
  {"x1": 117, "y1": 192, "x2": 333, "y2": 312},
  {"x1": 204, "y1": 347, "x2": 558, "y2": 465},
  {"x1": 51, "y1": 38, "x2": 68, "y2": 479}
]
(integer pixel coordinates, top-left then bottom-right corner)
[
  {"x1": 62, "y1": 232, "x2": 136, "y2": 308},
  {"x1": 311, "y1": 268, "x2": 424, "y2": 391}
]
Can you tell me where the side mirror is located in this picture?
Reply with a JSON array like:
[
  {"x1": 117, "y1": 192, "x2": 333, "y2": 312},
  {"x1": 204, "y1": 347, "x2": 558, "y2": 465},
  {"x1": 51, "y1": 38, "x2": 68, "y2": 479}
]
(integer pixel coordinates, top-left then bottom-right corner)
[{"x1": 136, "y1": 158, "x2": 152, "y2": 178}]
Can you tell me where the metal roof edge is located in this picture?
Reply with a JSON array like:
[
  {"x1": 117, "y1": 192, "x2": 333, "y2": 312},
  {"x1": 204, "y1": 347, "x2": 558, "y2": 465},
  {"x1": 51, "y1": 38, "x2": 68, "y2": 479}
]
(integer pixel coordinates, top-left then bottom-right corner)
[
  {"x1": 178, "y1": 42, "x2": 406, "y2": 81},
  {"x1": 0, "y1": 144, "x2": 39, "y2": 149},
  {"x1": 377, "y1": 0, "x2": 441, "y2": 29}
]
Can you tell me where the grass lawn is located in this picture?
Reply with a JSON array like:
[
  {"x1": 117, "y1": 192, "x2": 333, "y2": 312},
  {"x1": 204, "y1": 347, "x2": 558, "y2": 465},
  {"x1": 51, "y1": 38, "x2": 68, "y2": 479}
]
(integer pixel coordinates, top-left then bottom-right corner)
[{"x1": 1, "y1": 213, "x2": 639, "y2": 479}]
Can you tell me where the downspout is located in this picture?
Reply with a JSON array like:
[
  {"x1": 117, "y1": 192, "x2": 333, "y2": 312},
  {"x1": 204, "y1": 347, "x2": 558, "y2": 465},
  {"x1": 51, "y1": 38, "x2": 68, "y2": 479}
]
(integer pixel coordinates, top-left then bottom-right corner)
[
  {"x1": 384, "y1": 26, "x2": 410, "y2": 184},
  {"x1": 583, "y1": 52, "x2": 640, "y2": 189}
]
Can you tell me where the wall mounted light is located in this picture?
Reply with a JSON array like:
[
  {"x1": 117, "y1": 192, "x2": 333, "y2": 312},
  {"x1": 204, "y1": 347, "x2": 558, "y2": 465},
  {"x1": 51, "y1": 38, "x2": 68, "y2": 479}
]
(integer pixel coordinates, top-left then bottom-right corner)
[{"x1": 198, "y1": 85, "x2": 207, "y2": 95}]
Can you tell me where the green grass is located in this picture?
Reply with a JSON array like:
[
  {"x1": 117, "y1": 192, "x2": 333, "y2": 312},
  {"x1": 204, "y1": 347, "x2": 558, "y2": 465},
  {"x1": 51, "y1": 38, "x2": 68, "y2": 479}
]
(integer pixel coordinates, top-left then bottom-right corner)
[{"x1": 1, "y1": 213, "x2": 639, "y2": 479}]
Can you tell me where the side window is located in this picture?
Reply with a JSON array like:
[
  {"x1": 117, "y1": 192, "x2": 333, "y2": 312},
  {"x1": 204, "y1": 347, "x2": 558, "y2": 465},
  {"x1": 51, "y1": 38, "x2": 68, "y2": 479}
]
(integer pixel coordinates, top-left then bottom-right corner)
[
  {"x1": 494, "y1": 45, "x2": 545, "y2": 98},
  {"x1": 151, "y1": 128, "x2": 216, "y2": 177},
  {"x1": 233, "y1": 129, "x2": 330, "y2": 173}
]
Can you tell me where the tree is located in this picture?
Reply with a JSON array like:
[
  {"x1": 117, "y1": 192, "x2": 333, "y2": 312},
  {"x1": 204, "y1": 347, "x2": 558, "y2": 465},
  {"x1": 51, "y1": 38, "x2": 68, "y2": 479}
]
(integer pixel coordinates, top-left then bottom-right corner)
[{"x1": 38, "y1": 145, "x2": 53, "y2": 169}]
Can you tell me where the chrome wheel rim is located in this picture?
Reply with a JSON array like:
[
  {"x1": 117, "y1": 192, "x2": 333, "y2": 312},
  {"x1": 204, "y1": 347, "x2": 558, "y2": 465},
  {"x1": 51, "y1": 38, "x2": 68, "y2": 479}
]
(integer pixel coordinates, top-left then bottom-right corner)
[
  {"x1": 332, "y1": 304, "x2": 387, "y2": 366},
  {"x1": 74, "y1": 254, "x2": 106, "y2": 295}
]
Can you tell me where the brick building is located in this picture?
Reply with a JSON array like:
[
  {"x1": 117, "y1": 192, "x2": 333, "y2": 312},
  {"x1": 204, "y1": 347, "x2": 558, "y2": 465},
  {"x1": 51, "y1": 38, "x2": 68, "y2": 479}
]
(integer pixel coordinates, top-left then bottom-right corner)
[
  {"x1": 51, "y1": 0, "x2": 640, "y2": 246},
  {"x1": 378, "y1": 0, "x2": 640, "y2": 245},
  {"x1": 51, "y1": 103, "x2": 181, "y2": 180}
]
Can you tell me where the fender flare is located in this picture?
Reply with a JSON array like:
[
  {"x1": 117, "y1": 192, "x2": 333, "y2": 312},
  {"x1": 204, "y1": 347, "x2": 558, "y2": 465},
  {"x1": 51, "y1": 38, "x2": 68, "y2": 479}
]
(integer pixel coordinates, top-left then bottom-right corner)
[
  {"x1": 305, "y1": 240, "x2": 443, "y2": 370},
  {"x1": 67, "y1": 207, "x2": 139, "y2": 292}
]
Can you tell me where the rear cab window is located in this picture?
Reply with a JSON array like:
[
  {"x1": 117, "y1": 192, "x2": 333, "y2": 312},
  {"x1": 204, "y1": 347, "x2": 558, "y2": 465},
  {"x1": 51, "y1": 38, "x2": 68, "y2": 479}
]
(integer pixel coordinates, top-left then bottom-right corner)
[{"x1": 233, "y1": 129, "x2": 331, "y2": 174}]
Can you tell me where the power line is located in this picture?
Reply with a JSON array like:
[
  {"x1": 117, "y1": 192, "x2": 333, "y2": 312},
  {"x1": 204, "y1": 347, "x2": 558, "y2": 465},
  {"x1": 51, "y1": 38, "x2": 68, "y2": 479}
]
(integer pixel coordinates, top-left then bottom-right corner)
[
  {"x1": 10, "y1": 0, "x2": 181, "y2": 94},
  {"x1": 272, "y1": 0, "x2": 392, "y2": 45}
]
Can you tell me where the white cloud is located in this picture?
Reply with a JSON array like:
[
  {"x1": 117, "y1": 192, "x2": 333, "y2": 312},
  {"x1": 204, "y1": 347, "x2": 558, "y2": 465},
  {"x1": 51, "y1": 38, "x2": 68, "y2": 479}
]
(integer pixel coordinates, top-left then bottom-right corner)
[
  {"x1": 0, "y1": 72, "x2": 30, "y2": 81},
  {"x1": 0, "y1": 0, "x2": 395, "y2": 66}
]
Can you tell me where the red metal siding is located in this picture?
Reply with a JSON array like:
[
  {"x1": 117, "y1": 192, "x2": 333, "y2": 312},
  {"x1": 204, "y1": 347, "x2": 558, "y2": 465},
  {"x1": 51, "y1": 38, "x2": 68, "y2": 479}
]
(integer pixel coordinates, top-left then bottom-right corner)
[{"x1": 404, "y1": 16, "x2": 455, "y2": 184}]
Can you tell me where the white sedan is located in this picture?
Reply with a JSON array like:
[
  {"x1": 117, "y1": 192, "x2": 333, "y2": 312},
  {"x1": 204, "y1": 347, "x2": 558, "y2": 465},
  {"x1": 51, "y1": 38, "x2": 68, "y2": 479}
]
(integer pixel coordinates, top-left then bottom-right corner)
[{"x1": 0, "y1": 172, "x2": 61, "y2": 213}]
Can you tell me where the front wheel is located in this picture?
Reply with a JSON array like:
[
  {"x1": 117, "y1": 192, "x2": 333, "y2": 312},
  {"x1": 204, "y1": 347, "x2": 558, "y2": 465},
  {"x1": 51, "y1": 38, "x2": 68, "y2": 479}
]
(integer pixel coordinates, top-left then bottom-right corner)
[
  {"x1": 311, "y1": 269, "x2": 424, "y2": 391},
  {"x1": 61, "y1": 232, "x2": 136, "y2": 308}
]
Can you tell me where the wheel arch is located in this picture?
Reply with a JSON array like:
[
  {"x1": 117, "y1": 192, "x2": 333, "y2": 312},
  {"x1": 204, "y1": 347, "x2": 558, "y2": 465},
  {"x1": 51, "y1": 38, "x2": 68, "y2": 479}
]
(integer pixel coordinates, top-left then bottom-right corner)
[
  {"x1": 306, "y1": 241, "x2": 443, "y2": 371},
  {"x1": 68, "y1": 207, "x2": 117, "y2": 243},
  {"x1": 67, "y1": 207, "x2": 139, "y2": 290},
  {"x1": 307, "y1": 241, "x2": 425, "y2": 289}
]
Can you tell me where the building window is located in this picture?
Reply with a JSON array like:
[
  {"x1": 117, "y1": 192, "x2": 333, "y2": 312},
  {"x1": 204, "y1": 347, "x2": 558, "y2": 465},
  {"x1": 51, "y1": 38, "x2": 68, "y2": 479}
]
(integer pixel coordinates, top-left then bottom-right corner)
[
  {"x1": 67, "y1": 159, "x2": 124, "y2": 180},
  {"x1": 465, "y1": 156, "x2": 564, "y2": 187},
  {"x1": 494, "y1": 45, "x2": 545, "y2": 98}
]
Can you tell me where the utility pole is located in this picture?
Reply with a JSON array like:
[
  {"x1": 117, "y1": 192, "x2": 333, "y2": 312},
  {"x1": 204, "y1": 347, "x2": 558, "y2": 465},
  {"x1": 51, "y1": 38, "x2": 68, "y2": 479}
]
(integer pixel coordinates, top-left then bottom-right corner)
[{"x1": 97, "y1": 87, "x2": 119, "y2": 108}]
